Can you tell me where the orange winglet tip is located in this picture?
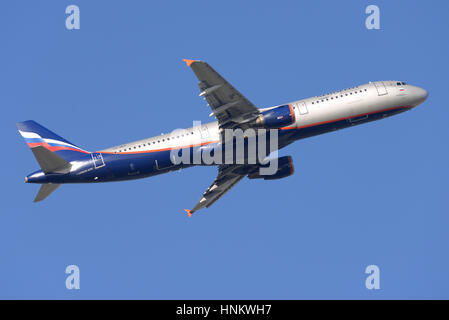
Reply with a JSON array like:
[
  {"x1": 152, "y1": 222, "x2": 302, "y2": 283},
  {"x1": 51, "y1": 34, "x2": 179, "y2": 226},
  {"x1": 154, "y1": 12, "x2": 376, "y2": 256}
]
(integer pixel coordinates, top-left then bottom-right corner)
[
  {"x1": 182, "y1": 59, "x2": 196, "y2": 67},
  {"x1": 184, "y1": 209, "x2": 193, "y2": 217}
]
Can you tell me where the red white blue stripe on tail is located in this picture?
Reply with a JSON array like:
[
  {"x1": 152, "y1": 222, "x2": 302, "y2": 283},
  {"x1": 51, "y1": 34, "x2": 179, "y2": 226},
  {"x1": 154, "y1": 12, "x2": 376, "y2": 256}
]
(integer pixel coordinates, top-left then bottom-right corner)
[{"x1": 16, "y1": 120, "x2": 89, "y2": 155}]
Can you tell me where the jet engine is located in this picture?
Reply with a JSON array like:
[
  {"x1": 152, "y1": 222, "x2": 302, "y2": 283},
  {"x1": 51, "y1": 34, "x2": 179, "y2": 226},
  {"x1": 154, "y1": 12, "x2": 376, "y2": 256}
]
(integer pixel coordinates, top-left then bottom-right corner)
[
  {"x1": 248, "y1": 156, "x2": 294, "y2": 180},
  {"x1": 251, "y1": 105, "x2": 295, "y2": 129}
]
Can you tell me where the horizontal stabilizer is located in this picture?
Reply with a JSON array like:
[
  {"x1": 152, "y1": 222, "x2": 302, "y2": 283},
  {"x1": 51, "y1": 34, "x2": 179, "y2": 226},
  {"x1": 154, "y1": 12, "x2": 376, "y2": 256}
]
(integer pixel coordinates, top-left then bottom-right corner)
[
  {"x1": 31, "y1": 146, "x2": 71, "y2": 174},
  {"x1": 34, "y1": 184, "x2": 60, "y2": 202}
]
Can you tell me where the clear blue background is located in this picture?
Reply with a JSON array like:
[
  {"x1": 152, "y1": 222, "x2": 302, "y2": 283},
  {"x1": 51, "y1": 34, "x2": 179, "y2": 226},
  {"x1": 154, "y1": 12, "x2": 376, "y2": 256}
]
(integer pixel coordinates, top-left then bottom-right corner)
[{"x1": 1, "y1": 0, "x2": 448, "y2": 299}]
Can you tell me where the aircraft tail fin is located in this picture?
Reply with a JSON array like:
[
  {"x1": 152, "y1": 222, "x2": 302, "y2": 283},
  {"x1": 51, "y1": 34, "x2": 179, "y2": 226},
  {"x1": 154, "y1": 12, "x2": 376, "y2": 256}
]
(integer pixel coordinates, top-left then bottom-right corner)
[
  {"x1": 34, "y1": 184, "x2": 60, "y2": 202},
  {"x1": 16, "y1": 120, "x2": 89, "y2": 161}
]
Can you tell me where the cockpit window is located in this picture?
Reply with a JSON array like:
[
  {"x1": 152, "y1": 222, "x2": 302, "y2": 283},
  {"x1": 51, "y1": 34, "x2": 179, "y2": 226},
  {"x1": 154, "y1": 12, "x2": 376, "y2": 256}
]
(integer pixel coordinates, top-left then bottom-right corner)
[
  {"x1": 396, "y1": 82, "x2": 401, "y2": 86},
  {"x1": 401, "y1": 82, "x2": 407, "y2": 85}
]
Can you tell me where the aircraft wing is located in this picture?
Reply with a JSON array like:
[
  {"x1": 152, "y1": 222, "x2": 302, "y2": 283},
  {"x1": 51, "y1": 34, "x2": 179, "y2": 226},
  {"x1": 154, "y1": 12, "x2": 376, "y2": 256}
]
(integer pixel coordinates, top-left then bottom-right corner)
[
  {"x1": 183, "y1": 59, "x2": 260, "y2": 129},
  {"x1": 184, "y1": 164, "x2": 255, "y2": 216}
]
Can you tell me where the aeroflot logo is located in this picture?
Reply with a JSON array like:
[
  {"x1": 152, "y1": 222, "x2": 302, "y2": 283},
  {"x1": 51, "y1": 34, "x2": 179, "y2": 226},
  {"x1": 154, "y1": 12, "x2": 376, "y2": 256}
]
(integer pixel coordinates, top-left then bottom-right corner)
[
  {"x1": 18, "y1": 130, "x2": 86, "y2": 152},
  {"x1": 169, "y1": 121, "x2": 279, "y2": 176}
]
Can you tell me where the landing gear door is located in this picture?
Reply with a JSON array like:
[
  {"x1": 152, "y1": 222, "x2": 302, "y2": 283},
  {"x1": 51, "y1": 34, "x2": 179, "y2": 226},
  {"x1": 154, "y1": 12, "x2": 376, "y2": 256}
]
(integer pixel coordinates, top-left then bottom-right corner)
[{"x1": 374, "y1": 82, "x2": 388, "y2": 96}]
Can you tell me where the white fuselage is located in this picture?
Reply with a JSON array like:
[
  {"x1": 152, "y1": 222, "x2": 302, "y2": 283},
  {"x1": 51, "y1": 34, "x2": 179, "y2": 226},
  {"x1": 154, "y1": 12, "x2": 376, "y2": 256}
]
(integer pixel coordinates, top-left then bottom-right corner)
[{"x1": 101, "y1": 81, "x2": 427, "y2": 155}]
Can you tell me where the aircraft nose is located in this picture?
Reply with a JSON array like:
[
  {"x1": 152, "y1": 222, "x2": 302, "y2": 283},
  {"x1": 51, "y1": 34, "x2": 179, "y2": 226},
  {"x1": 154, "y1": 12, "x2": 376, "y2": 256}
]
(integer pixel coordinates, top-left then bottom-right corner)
[{"x1": 412, "y1": 86, "x2": 428, "y2": 106}]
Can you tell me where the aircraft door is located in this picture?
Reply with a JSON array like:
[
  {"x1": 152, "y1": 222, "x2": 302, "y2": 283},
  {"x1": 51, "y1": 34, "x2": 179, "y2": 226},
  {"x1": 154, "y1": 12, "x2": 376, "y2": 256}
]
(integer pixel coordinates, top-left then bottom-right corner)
[
  {"x1": 199, "y1": 125, "x2": 210, "y2": 140},
  {"x1": 91, "y1": 152, "x2": 105, "y2": 169},
  {"x1": 374, "y1": 82, "x2": 388, "y2": 96},
  {"x1": 295, "y1": 101, "x2": 309, "y2": 115}
]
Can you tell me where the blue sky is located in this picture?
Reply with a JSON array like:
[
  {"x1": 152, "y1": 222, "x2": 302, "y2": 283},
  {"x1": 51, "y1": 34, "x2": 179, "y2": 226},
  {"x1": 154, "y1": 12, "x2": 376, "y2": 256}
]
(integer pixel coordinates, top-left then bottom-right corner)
[{"x1": 1, "y1": 0, "x2": 448, "y2": 299}]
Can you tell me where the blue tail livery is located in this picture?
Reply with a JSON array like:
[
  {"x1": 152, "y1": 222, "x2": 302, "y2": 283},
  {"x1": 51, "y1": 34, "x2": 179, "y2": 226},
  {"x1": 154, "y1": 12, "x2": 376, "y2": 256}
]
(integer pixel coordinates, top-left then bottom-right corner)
[{"x1": 17, "y1": 120, "x2": 89, "y2": 160}]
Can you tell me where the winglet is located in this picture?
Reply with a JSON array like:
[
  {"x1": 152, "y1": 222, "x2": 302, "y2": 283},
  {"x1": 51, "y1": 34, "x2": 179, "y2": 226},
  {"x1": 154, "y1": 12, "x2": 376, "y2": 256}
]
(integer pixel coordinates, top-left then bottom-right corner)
[
  {"x1": 184, "y1": 209, "x2": 193, "y2": 217},
  {"x1": 182, "y1": 59, "x2": 196, "y2": 67}
]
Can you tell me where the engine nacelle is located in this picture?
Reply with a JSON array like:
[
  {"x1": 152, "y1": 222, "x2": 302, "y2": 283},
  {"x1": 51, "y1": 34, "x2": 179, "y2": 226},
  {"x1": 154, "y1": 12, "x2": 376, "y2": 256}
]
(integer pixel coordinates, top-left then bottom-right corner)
[
  {"x1": 253, "y1": 104, "x2": 295, "y2": 129},
  {"x1": 248, "y1": 156, "x2": 294, "y2": 180}
]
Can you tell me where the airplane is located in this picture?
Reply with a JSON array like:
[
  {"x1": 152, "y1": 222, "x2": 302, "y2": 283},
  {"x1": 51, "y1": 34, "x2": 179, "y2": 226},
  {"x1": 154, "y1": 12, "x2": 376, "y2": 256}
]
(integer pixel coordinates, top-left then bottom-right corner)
[{"x1": 17, "y1": 59, "x2": 428, "y2": 216}]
